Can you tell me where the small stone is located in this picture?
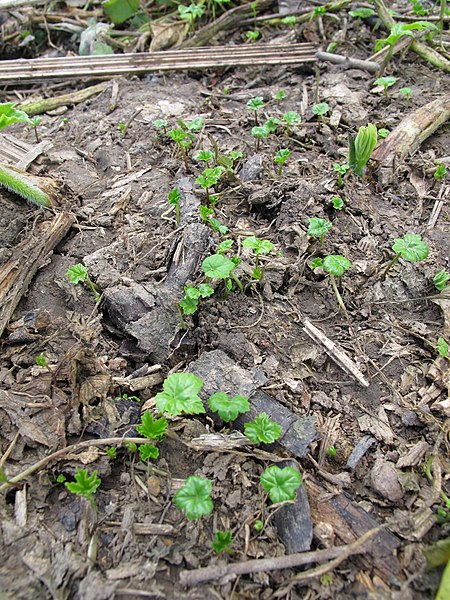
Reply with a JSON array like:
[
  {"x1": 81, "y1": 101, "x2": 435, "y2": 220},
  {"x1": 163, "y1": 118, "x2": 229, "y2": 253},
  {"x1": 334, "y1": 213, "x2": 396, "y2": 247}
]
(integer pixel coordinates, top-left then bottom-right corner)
[{"x1": 370, "y1": 458, "x2": 403, "y2": 503}]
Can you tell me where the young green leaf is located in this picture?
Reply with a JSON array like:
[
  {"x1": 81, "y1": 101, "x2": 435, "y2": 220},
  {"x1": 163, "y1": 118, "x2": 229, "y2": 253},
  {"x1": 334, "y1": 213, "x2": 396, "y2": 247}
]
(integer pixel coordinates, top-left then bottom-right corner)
[
  {"x1": 349, "y1": 123, "x2": 377, "y2": 177},
  {"x1": 103, "y1": 0, "x2": 139, "y2": 24},
  {"x1": 242, "y1": 236, "x2": 274, "y2": 255},
  {"x1": 378, "y1": 128, "x2": 390, "y2": 139},
  {"x1": 311, "y1": 102, "x2": 330, "y2": 117},
  {"x1": 66, "y1": 263, "x2": 88, "y2": 284},
  {"x1": 168, "y1": 187, "x2": 181, "y2": 205},
  {"x1": 246, "y1": 97, "x2": 265, "y2": 111},
  {"x1": 434, "y1": 165, "x2": 447, "y2": 182},
  {"x1": 251, "y1": 125, "x2": 269, "y2": 139},
  {"x1": 155, "y1": 372, "x2": 205, "y2": 416},
  {"x1": 106, "y1": 446, "x2": 117, "y2": 460},
  {"x1": 0, "y1": 102, "x2": 33, "y2": 130},
  {"x1": 208, "y1": 217, "x2": 228, "y2": 235},
  {"x1": 331, "y1": 196, "x2": 344, "y2": 210},
  {"x1": 435, "y1": 338, "x2": 449, "y2": 358},
  {"x1": 208, "y1": 392, "x2": 250, "y2": 422},
  {"x1": 198, "y1": 283, "x2": 214, "y2": 297},
  {"x1": 217, "y1": 239, "x2": 234, "y2": 253},
  {"x1": 202, "y1": 254, "x2": 235, "y2": 279},
  {"x1": 212, "y1": 530, "x2": 233, "y2": 554},
  {"x1": 260, "y1": 465, "x2": 302, "y2": 503},
  {"x1": 349, "y1": 8, "x2": 375, "y2": 17},
  {"x1": 136, "y1": 411, "x2": 168, "y2": 440},
  {"x1": 36, "y1": 352, "x2": 48, "y2": 367},
  {"x1": 195, "y1": 149, "x2": 214, "y2": 163},
  {"x1": 184, "y1": 116, "x2": 204, "y2": 132},
  {"x1": 180, "y1": 296, "x2": 199, "y2": 315},
  {"x1": 307, "y1": 217, "x2": 332, "y2": 243},
  {"x1": 173, "y1": 475, "x2": 213, "y2": 521},
  {"x1": 374, "y1": 76, "x2": 398, "y2": 92},
  {"x1": 139, "y1": 444, "x2": 159, "y2": 461},
  {"x1": 322, "y1": 255, "x2": 352, "y2": 276},
  {"x1": 229, "y1": 150, "x2": 243, "y2": 161},
  {"x1": 65, "y1": 469, "x2": 101, "y2": 501},
  {"x1": 392, "y1": 233, "x2": 429, "y2": 262},
  {"x1": 433, "y1": 270, "x2": 450, "y2": 292},
  {"x1": 274, "y1": 90, "x2": 287, "y2": 101},
  {"x1": 244, "y1": 412, "x2": 282, "y2": 444},
  {"x1": 283, "y1": 111, "x2": 301, "y2": 126},
  {"x1": 154, "y1": 118, "x2": 168, "y2": 129},
  {"x1": 310, "y1": 257, "x2": 324, "y2": 269}
]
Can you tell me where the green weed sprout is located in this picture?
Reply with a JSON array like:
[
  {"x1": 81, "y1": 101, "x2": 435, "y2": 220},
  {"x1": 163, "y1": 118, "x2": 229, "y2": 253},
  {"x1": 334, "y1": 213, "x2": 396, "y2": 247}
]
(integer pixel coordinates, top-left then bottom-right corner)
[
  {"x1": 179, "y1": 283, "x2": 214, "y2": 315},
  {"x1": 242, "y1": 235, "x2": 274, "y2": 281},
  {"x1": 117, "y1": 122, "x2": 127, "y2": 136},
  {"x1": 253, "y1": 519, "x2": 264, "y2": 532},
  {"x1": 251, "y1": 125, "x2": 269, "y2": 151},
  {"x1": 178, "y1": 3, "x2": 204, "y2": 30},
  {"x1": 154, "y1": 118, "x2": 168, "y2": 131},
  {"x1": 65, "y1": 468, "x2": 101, "y2": 505},
  {"x1": 312, "y1": 255, "x2": 352, "y2": 314},
  {"x1": 383, "y1": 233, "x2": 429, "y2": 277},
  {"x1": 311, "y1": 102, "x2": 330, "y2": 128},
  {"x1": 246, "y1": 30, "x2": 260, "y2": 41},
  {"x1": 436, "y1": 338, "x2": 449, "y2": 358},
  {"x1": 168, "y1": 187, "x2": 181, "y2": 225},
  {"x1": 378, "y1": 128, "x2": 389, "y2": 139},
  {"x1": 434, "y1": 164, "x2": 447, "y2": 182},
  {"x1": 282, "y1": 111, "x2": 301, "y2": 135},
  {"x1": 260, "y1": 465, "x2": 302, "y2": 503},
  {"x1": 174, "y1": 475, "x2": 213, "y2": 521},
  {"x1": 375, "y1": 21, "x2": 436, "y2": 53},
  {"x1": 106, "y1": 447, "x2": 117, "y2": 460},
  {"x1": 217, "y1": 239, "x2": 234, "y2": 254},
  {"x1": 327, "y1": 445, "x2": 337, "y2": 459},
  {"x1": 36, "y1": 352, "x2": 48, "y2": 368},
  {"x1": 114, "y1": 392, "x2": 140, "y2": 402},
  {"x1": 139, "y1": 444, "x2": 159, "y2": 461},
  {"x1": 199, "y1": 206, "x2": 228, "y2": 235},
  {"x1": 307, "y1": 217, "x2": 332, "y2": 243},
  {"x1": 374, "y1": 76, "x2": 398, "y2": 97},
  {"x1": 155, "y1": 372, "x2": 205, "y2": 417},
  {"x1": 202, "y1": 253, "x2": 243, "y2": 291},
  {"x1": 333, "y1": 162, "x2": 350, "y2": 188},
  {"x1": 331, "y1": 196, "x2": 344, "y2": 210},
  {"x1": 246, "y1": 96, "x2": 265, "y2": 125},
  {"x1": 182, "y1": 116, "x2": 204, "y2": 132},
  {"x1": 0, "y1": 102, "x2": 33, "y2": 130},
  {"x1": 399, "y1": 87, "x2": 413, "y2": 108},
  {"x1": 274, "y1": 148, "x2": 291, "y2": 175},
  {"x1": 281, "y1": 15, "x2": 297, "y2": 25},
  {"x1": 348, "y1": 123, "x2": 377, "y2": 177},
  {"x1": 66, "y1": 263, "x2": 100, "y2": 302},
  {"x1": 274, "y1": 90, "x2": 286, "y2": 101},
  {"x1": 195, "y1": 149, "x2": 214, "y2": 165},
  {"x1": 349, "y1": 8, "x2": 375, "y2": 18},
  {"x1": 433, "y1": 269, "x2": 450, "y2": 292},
  {"x1": 212, "y1": 530, "x2": 233, "y2": 554},
  {"x1": 167, "y1": 127, "x2": 195, "y2": 169},
  {"x1": 137, "y1": 411, "x2": 168, "y2": 440},
  {"x1": 208, "y1": 392, "x2": 250, "y2": 422},
  {"x1": 244, "y1": 412, "x2": 282, "y2": 444},
  {"x1": 30, "y1": 116, "x2": 42, "y2": 143},
  {"x1": 196, "y1": 166, "x2": 224, "y2": 203}
]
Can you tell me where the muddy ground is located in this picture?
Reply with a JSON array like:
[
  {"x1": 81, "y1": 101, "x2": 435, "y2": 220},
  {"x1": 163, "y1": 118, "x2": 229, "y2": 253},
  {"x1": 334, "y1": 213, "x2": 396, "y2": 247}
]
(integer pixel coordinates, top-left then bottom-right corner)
[{"x1": 0, "y1": 1, "x2": 449, "y2": 599}]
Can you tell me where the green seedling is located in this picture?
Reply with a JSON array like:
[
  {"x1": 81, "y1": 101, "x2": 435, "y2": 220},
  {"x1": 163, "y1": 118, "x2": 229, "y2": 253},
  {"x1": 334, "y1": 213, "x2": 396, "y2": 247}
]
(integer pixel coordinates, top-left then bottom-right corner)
[
  {"x1": 217, "y1": 239, "x2": 234, "y2": 254},
  {"x1": 174, "y1": 475, "x2": 213, "y2": 521},
  {"x1": 348, "y1": 123, "x2": 377, "y2": 177},
  {"x1": 0, "y1": 102, "x2": 33, "y2": 130},
  {"x1": 327, "y1": 445, "x2": 337, "y2": 459},
  {"x1": 167, "y1": 128, "x2": 195, "y2": 168},
  {"x1": 349, "y1": 8, "x2": 376, "y2": 18},
  {"x1": 65, "y1": 468, "x2": 101, "y2": 505},
  {"x1": 196, "y1": 166, "x2": 224, "y2": 203},
  {"x1": 378, "y1": 128, "x2": 389, "y2": 139},
  {"x1": 331, "y1": 196, "x2": 344, "y2": 210},
  {"x1": 229, "y1": 150, "x2": 243, "y2": 161},
  {"x1": 178, "y1": 3, "x2": 204, "y2": 30},
  {"x1": 125, "y1": 441, "x2": 137, "y2": 453},
  {"x1": 244, "y1": 412, "x2": 282, "y2": 444},
  {"x1": 374, "y1": 76, "x2": 398, "y2": 97},
  {"x1": 375, "y1": 21, "x2": 436, "y2": 66},
  {"x1": 137, "y1": 411, "x2": 168, "y2": 440},
  {"x1": 436, "y1": 337, "x2": 449, "y2": 358},
  {"x1": 333, "y1": 162, "x2": 350, "y2": 188},
  {"x1": 114, "y1": 393, "x2": 140, "y2": 402},
  {"x1": 117, "y1": 122, "x2": 127, "y2": 136},
  {"x1": 246, "y1": 29, "x2": 260, "y2": 41},
  {"x1": 212, "y1": 530, "x2": 233, "y2": 554},
  {"x1": 195, "y1": 149, "x2": 214, "y2": 165},
  {"x1": 56, "y1": 474, "x2": 66, "y2": 484},
  {"x1": 282, "y1": 111, "x2": 301, "y2": 134},
  {"x1": 274, "y1": 90, "x2": 287, "y2": 101},
  {"x1": 168, "y1": 187, "x2": 181, "y2": 225},
  {"x1": 154, "y1": 118, "x2": 168, "y2": 131},
  {"x1": 251, "y1": 125, "x2": 269, "y2": 150},
  {"x1": 383, "y1": 233, "x2": 429, "y2": 277},
  {"x1": 139, "y1": 444, "x2": 159, "y2": 461},
  {"x1": 242, "y1": 235, "x2": 275, "y2": 281},
  {"x1": 311, "y1": 102, "x2": 330, "y2": 128},
  {"x1": 253, "y1": 519, "x2": 264, "y2": 532},
  {"x1": 182, "y1": 116, "x2": 204, "y2": 132},
  {"x1": 260, "y1": 465, "x2": 302, "y2": 503},
  {"x1": 155, "y1": 372, "x2": 205, "y2": 417},
  {"x1": 281, "y1": 15, "x2": 297, "y2": 25},
  {"x1": 411, "y1": 1, "x2": 430, "y2": 16},
  {"x1": 433, "y1": 270, "x2": 450, "y2": 292},
  {"x1": 399, "y1": 87, "x2": 413, "y2": 107},
  {"x1": 35, "y1": 352, "x2": 48, "y2": 368},
  {"x1": 434, "y1": 164, "x2": 447, "y2": 182},
  {"x1": 307, "y1": 217, "x2": 332, "y2": 244},
  {"x1": 208, "y1": 392, "x2": 250, "y2": 422},
  {"x1": 202, "y1": 253, "x2": 243, "y2": 291},
  {"x1": 179, "y1": 283, "x2": 214, "y2": 315},
  {"x1": 312, "y1": 255, "x2": 352, "y2": 315},
  {"x1": 274, "y1": 148, "x2": 291, "y2": 175},
  {"x1": 106, "y1": 447, "x2": 117, "y2": 460},
  {"x1": 246, "y1": 96, "x2": 265, "y2": 125},
  {"x1": 66, "y1": 263, "x2": 100, "y2": 301},
  {"x1": 313, "y1": 5, "x2": 326, "y2": 17},
  {"x1": 30, "y1": 116, "x2": 42, "y2": 143}
]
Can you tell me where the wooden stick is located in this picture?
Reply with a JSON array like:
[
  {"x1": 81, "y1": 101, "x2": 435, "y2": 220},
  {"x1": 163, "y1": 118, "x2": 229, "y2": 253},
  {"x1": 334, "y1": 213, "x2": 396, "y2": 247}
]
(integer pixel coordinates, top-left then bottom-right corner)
[{"x1": 18, "y1": 81, "x2": 110, "y2": 116}]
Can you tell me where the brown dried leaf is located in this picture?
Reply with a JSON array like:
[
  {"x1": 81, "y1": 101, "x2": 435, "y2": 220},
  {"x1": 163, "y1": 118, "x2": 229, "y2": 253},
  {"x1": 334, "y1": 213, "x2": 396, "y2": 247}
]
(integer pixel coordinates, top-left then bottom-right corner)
[
  {"x1": 79, "y1": 373, "x2": 112, "y2": 404},
  {"x1": 149, "y1": 21, "x2": 187, "y2": 52}
]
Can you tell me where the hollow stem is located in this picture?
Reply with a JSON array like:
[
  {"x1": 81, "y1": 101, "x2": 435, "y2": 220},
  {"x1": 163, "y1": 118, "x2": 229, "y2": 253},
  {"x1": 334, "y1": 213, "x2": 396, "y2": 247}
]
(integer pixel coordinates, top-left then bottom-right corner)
[
  {"x1": 329, "y1": 274, "x2": 349, "y2": 317},
  {"x1": 382, "y1": 253, "x2": 400, "y2": 278}
]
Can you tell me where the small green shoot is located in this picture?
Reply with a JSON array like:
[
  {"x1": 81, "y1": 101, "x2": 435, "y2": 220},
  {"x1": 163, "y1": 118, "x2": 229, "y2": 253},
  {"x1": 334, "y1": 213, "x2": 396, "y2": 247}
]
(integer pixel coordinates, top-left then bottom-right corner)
[
  {"x1": 167, "y1": 128, "x2": 195, "y2": 168},
  {"x1": 125, "y1": 441, "x2": 137, "y2": 453},
  {"x1": 307, "y1": 217, "x2": 332, "y2": 243},
  {"x1": 66, "y1": 263, "x2": 100, "y2": 301},
  {"x1": 0, "y1": 102, "x2": 33, "y2": 130},
  {"x1": 114, "y1": 393, "x2": 140, "y2": 402},
  {"x1": 434, "y1": 164, "x2": 447, "y2": 182},
  {"x1": 399, "y1": 87, "x2": 413, "y2": 107},
  {"x1": 202, "y1": 253, "x2": 242, "y2": 291},
  {"x1": 212, "y1": 530, "x2": 233, "y2": 554},
  {"x1": 383, "y1": 233, "x2": 429, "y2": 277},
  {"x1": 434, "y1": 270, "x2": 450, "y2": 292},
  {"x1": 436, "y1": 337, "x2": 449, "y2": 358},
  {"x1": 136, "y1": 411, "x2": 168, "y2": 440},
  {"x1": 246, "y1": 30, "x2": 260, "y2": 41},
  {"x1": 179, "y1": 283, "x2": 214, "y2": 315},
  {"x1": 378, "y1": 128, "x2": 390, "y2": 139},
  {"x1": 56, "y1": 474, "x2": 66, "y2": 484},
  {"x1": 103, "y1": 0, "x2": 139, "y2": 24},
  {"x1": 246, "y1": 96, "x2": 265, "y2": 125},
  {"x1": 36, "y1": 352, "x2": 48, "y2": 368},
  {"x1": 30, "y1": 116, "x2": 42, "y2": 143},
  {"x1": 183, "y1": 116, "x2": 204, "y2": 132},
  {"x1": 253, "y1": 519, "x2": 264, "y2": 532},
  {"x1": 375, "y1": 21, "x2": 436, "y2": 53},
  {"x1": 155, "y1": 372, "x2": 205, "y2": 417},
  {"x1": 333, "y1": 162, "x2": 350, "y2": 188},
  {"x1": 242, "y1": 235, "x2": 274, "y2": 281},
  {"x1": 208, "y1": 392, "x2": 250, "y2": 422},
  {"x1": 281, "y1": 15, "x2": 297, "y2": 25},
  {"x1": 312, "y1": 255, "x2": 352, "y2": 314},
  {"x1": 282, "y1": 111, "x2": 301, "y2": 134},
  {"x1": 348, "y1": 124, "x2": 377, "y2": 177},
  {"x1": 178, "y1": 3, "x2": 204, "y2": 30},
  {"x1": 349, "y1": 8, "x2": 376, "y2": 18},
  {"x1": 106, "y1": 447, "x2": 117, "y2": 460},
  {"x1": 274, "y1": 148, "x2": 291, "y2": 175},
  {"x1": 195, "y1": 149, "x2": 214, "y2": 165},
  {"x1": 311, "y1": 102, "x2": 330, "y2": 128},
  {"x1": 331, "y1": 196, "x2": 344, "y2": 210},
  {"x1": 154, "y1": 118, "x2": 168, "y2": 131},
  {"x1": 168, "y1": 187, "x2": 181, "y2": 225},
  {"x1": 196, "y1": 166, "x2": 224, "y2": 202},
  {"x1": 139, "y1": 444, "x2": 159, "y2": 461},
  {"x1": 374, "y1": 76, "x2": 398, "y2": 97},
  {"x1": 251, "y1": 125, "x2": 269, "y2": 150},
  {"x1": 260, "y1": 465, "x2": 302, "y2": 503},
  {"x1": 117, "y1": 122, "x2": 127, "y2": 136},
  {"x1": 327, "y1": 445, "x2": 337, "y2": 459},
  {"x1": 244, "y1": 412, "x2": 282, "y2": 444},
  {"x1": 274, "y1": 90, "x2": 287, "y2": 101},
  {"x1": 173, "y1": 475, "x2": 213, "y2": 521},
  {"x1": 217, "y1": 239, "x2": 234, "y2": 254},
  {"x1": 65, "y1": 469, "x2": 101, "y2": 503}
]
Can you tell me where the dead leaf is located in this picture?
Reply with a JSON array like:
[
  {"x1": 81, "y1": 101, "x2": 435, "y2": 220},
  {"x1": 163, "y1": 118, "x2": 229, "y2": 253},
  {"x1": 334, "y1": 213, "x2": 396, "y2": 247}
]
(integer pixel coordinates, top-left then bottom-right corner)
[
  {"x1": 149, "y1": 21, "x2": 187, "y2": 51},
  {"x1": 79, "y1": 374, "x2": 112, "y2": 404},
  {"x1": 357, "y1": 405, "x2": 394, "y2": 444}
]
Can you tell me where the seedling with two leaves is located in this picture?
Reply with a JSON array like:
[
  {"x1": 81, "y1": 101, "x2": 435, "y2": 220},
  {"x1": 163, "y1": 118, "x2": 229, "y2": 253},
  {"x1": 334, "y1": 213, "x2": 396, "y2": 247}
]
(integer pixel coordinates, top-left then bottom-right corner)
[
  {"x1": 66, "y1": 264, "x2": 101, "y2": 302},
  {"x1": 311, "y1": 102, "x2": 330, "y2": 128},
  {"x1": 246, "y1": 96, "x2": 265, "y2": 125},
  {"x1": 383, "y1": 233, "x2": 429, "y2": 277},
  {"x1": 202, "y1": 253, "x2": 243, "y2": 292},
  {"x1": 274, "y1": 148, "x2": 291, "y2": 175},
  {"x1": 307, "y1": 217, "x2": 332, "y2": 244},
  {"x1": 242, "y1": 235, "x2": 275, "y2": 281},
  {"x1": 196, "y1": 166, "x2": 224, "y2": 203},
  {"x1": 434, "y1": 270, "x2": 450, "y2": 292},
  {"x1": 179, "y1": 283, "x2": 214, "y2": 316},
  {"x1": 312, "y1": 255, "x2": 352, "y2": 315},
  {"x1": 374, "y1": 76, "x2": 398, "y2": 97},
  {"x1": 65, "y1": 468, "x2": 101, "y2": 511}
]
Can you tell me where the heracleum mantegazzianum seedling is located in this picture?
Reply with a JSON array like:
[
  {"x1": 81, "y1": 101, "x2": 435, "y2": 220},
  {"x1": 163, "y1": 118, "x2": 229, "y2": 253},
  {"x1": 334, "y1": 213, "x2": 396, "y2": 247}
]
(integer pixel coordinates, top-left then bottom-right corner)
[
  {"x1": 274, "y1": 148, "x2": 291, "y2": 175},
  {"x1": 374, "y1": 76, "x2": 398, "y2": 98},
  {"x1": 383, "y1": 233, "x2": 429, "y2": 277},
  {"x1": 65, "y1": 468, "x2": 101, "y2": 512},
  {"x1": 246, "y1": 96, "x2": 265, "y2": 125},
  {"x1": 307, "y1": 217, "x2": 332, "y2": 244},
  {"x1": 155, "y1": 372, "x2": 205, "y2": 417},
  {"x1": 168, "y1": 187, "x2": 181, "y2": 225},
  {"x1": 260, "y1": 465, "x2": 302, "y2": 503},
  {"x1": 242, "y1": 236, "x2": 275, "y2": 281},
  {"x1": 167, "y1": 127, "x2": 195, "y2": 169},
  {"x1": 348, "y1": 124, "x2": 377, "y2": 177},
  {"x1": 312, "y1": 255, "x2": 352, "y2": 315},
  {"x1": 244, "y1": 412, "x2": 282, "y2": 444},
  {"x1": 202, "y1": 253, "x2": 243, "y2": 291},
  {"x1": 311, "y1": 102, "x2": 330, "y2": 129},
  {"x1": 179, "y1": 283, "x2": 214, "y2": 315},
  {"x1": 251, "y1": 125, "x2": 269, "y2": 151},
  {"x1": 196, "y1": 166, "x2": 224, "y2": 203},
  {"x1": 136, "y1": 410, "x2": 168, "y2": 462},
  {"x1": 434, "y1": 269, "x2": 450, "y2": 292},
  {"x1": 208, "y1": 392, "x2": 250, "y2": 422},
  {"x1": 66, "y1": 263, "x2": 100, "y2": 302},
  {"x1": 174, "y1": 475, "x2": 213, "y2": 521},
  {"x1": 333, "y1": 162, "x2": 349, "y2": 188},
  {"x1": 282, "y1": 111, "x2": 301, "y2": 135}
]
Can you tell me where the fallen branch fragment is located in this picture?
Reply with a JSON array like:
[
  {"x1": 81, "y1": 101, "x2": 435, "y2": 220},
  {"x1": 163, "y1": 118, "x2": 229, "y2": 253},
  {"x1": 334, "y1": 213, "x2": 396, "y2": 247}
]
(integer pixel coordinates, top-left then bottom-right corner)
[
  {"x1": 302, "y1": 318, "x2": 370, "y2": 387},
  {"x1": 316, "y1": 51, "x2": 380, "y2": 74},
  {"x1": 18, "y1": 81, "x2": 110, "y2": 116},
  {"x1": 371, "y1": 95, "x2": 450, "y2": 185},
  {"x1": 0, "y1": 211, "x2": 74, "y2": 338},
  {"x1": 179, "y1": 525, "x2": 382, "y2": 586}
]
